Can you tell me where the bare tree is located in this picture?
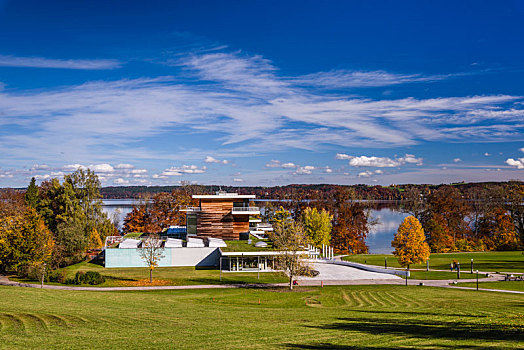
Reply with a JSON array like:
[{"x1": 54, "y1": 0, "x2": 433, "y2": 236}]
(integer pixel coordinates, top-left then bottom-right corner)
[
  {"x1": 270, "y1": 218, "x2": 311, "y2": 290},
  {"x1": 138, "y1": 233, "x2": 165, "y2": 283}
]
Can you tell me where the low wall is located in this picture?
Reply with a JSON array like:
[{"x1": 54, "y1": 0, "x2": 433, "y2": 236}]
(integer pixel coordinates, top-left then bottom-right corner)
[
  {"x1": 320, "y1": 259, "x2": 409, "y2": 277},
  {"x1": 105, "y1": 247, "x2": 220, "y2": 268}
]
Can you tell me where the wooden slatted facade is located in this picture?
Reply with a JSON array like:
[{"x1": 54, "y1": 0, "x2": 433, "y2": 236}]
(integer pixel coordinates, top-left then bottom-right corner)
[{"x1": 189, "y1": 193, "x2": 256, "y2": 240}]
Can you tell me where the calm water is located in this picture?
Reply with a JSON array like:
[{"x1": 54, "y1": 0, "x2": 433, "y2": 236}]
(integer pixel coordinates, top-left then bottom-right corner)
[{"x1": 102, "y1": 199, "x2": 408, "y2": 253}]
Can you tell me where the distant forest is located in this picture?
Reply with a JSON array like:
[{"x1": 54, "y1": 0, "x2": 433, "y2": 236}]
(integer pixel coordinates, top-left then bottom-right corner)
[{"x1": 99, "y1": 181, "x2": 524, "y2": 200}]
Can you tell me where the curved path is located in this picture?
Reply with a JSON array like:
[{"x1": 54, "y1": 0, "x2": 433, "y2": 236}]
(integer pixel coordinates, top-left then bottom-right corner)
[{"x1": 2, "y1": 272, "x2": 521, "y2": 294}]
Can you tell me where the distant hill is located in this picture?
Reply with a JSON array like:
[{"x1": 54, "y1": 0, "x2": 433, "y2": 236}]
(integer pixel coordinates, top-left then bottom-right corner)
[{"x1": 99, "y1": 181, "x2": 523, "y2": 200}]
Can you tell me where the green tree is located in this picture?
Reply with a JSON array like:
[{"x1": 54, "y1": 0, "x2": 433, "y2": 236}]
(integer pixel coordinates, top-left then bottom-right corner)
[
  {"x1": 302, "y1": 207, "x2": 332, "y2": 248},
  {"x1": 392, "y1": 216, "x2": 430, "y2": 269},
  {"x1": 269, "y1": 217, "x2": 311, "y2": 290},
  {"x1": 24, "y1": 177, "x2": 39, "y2": 208}
]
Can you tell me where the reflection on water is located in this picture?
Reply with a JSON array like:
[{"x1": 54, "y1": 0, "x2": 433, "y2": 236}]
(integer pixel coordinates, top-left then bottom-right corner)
[
  {"x1": 102, "y1": 199, "x2": 408, "y2": 253},
  {"x1": 368, "y1": 208, "x2": 409, "y2": 254}
]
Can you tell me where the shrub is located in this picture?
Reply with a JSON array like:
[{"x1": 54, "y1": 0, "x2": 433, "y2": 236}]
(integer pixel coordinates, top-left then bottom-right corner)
[
  {"x1": 48, "y1": 270, "x2": 67, "y2": 283},
  {"x1": 83, "y1": 271, "x2": 105, "y2": 285},
  {"x1": 63, "y1": 271, "x2": 105, "y2": 285}
]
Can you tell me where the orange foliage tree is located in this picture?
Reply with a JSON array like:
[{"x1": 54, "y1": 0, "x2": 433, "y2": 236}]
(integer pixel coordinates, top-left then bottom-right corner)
[
  {"x1": 123, "y1": 189, "x2": 194, "y2": 234},
  {"x1": 330, "y1": 187, "x2": 372, "y2": 254},
  {"x1": 478, "y1": 207, "x2": 519, "y2": 250}
]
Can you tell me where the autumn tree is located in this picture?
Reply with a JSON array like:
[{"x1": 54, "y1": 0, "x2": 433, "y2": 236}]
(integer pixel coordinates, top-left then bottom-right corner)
[
  {"x1": 269, "y1": 217, "x2": 311, "y2": 290},
  {"x1": 123, "y1": 190, "x2": 193, "y2": 234},
  {"x1": 0, "y1": 207, "x2": 54, "y2": 274},
  {"x1": 330, "y1": 187, "x2": 373, "y2": 254},
  {"x1": 424, "y1": 186, "x2": 470, "y2": 250},
  {"x1": 478, "y1": 207, "x2": 519, "y2": 250},
  {"x1": 391, "y1": 216, "x2": 430, "y2": 271},
  {"x1": 301, "y1": 207, "x2": 332, "y2": 248},
  {"x1": 138, "y1": 233, "x2": 165, "y2": 283}
]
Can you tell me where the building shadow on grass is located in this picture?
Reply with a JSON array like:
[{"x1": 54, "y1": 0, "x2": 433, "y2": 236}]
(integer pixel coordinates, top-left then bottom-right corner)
[
  {"x1": 351, "y1": 309, "x2": 488, "y2": 318},
  {"x1": 284, "y1": 343, "x2": 514, "y2": 349},
  {"x1": 303, "y1": 316, "x2": 523, "y2": 343}
]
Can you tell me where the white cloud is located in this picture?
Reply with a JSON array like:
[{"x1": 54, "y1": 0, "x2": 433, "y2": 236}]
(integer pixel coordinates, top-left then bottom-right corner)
[
  {"x1": 398, "y1": 154, "x2": 423, "y2": 166},
  {"x1": 115, "y1": 163, "x2": 135, "y2": 169},
  {"x1": 233, "y1": 178, "x2": 244, "y2": 182},
  {"x1": 506, "y1": 158, "x2": 524, "y2": 169},
  {"x1": 325, "y1": 166, "x2": 333, "y2": 173},
  {"x1": 30, "y1": 164, "x2": 50, "y2": 171},
  {"x1": 265, "y1": 160, "x2": 282, "y2": 168},
  {"x1": 205, "y1": 156, "x2": 229, "y2": 164},
  {"x1": 484, "y1": 152, "x2": 491, "y2": 156},
  {"x1": 294, "y1": 165, "x2": 316, "y2": 175},
  {"x1": 291, "y1": 70, "x2": 458, "y2": 89},
  {"x1": 0, "y1": 55, "x2": 122, "y2": 70},
  {"x1": 89, "y1": 163, "x2": 114, "y2": 173},
  {"x1": 349, "y1": 156, "x2": 401, "y2": 167},
  {"x1": 453, "y1": 158, "x2": 462, "y2": 163},
  {"x1": 374, "y1": 169, "x2": 383, "y2": 174},
  {"x1": 160, "y1": 165, "x2": 206, "y2": 176},
  {"x1": 358, "y1": 170, "x2": 373, "y2": 177},
  {"x1": 131, "y1": 169, "x2": 147, "y2": 174},
  {"x1": 520, "y1": 148, "x2": 524, "y2": 153},
  {"x1": 114, "y1": 178, "x2": 129, "y2": 185},
  {"x1": 336, "y1": 153, "x2": 352, "y2": 160},
  {"x1": 340, "y1": 154, "x2": 423, "y2": 167},
  {"x1": 281, "y1": 162, "x2": 296, "y2": 168},
  {"x1": 0, "y1": 50, "x2": 523, "y2": 186}
]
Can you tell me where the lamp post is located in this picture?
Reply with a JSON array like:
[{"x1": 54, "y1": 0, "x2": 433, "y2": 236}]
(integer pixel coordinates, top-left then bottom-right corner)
[
  {"x1": 476, "y1": 269, "x2": 479, "y2": 291},
  {"x1": 471, "y1": 259, "x2": 473, "y2": 274},
  {"x1": 385, "y1": 257, "x2": 387, "y2": 269},
  {"x1": 426, "y1": 259, "x2": 429, "y2": 272},
  {"x1": 457, "y1": 262, "x2": 460, "y2": 279}
]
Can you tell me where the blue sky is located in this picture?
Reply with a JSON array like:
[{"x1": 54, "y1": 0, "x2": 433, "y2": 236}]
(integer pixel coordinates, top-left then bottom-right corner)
[{"x1": 0, "y1": 0, "x2": 523, "y2": 187}]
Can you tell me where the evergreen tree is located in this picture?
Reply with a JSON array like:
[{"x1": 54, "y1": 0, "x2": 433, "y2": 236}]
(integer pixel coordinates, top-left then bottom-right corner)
[{"x1": 24, "y1": 177, "x2": 39, "y2": 208}]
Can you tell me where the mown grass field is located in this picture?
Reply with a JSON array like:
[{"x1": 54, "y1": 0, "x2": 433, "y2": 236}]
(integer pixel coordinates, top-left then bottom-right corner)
[
  {"x1": 343, "y1": 251, "x2": 524, "y2": 273},
  {"x1": 13, "y1": 261, "x2": 288, "y2": 287},
  {"x1": 0, "y1": 285, "x2": 522, "y2": 349},
  {"x1": 457, "y1": 281, "x2": 524, "y2": 292},
  {"x1": 407, "y1": 270, "x2": 485, "y2": 280}
]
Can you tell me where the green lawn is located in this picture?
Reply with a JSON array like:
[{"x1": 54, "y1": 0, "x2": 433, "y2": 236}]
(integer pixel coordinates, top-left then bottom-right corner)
[
  {"x1": 407, "y1": 270, "x2": 486, "y2": 280},
  {"x1": 457, "y1": 281, "x2": 524, "y2": 292},
  {"x1": 13, "y1": 261, "x2": 287, "y2": 287},
  {"x1": 343, "y1": 251, "x2": 524, "y2": 273},
  {"x1": 221, "y1": 239, "x2": 276, "y2": 252},
  {"x1": 0, "y1": 285, "x2": 522, "y2": 349}
]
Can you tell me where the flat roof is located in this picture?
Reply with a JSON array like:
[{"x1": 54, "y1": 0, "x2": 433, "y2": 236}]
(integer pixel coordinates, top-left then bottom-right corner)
[{"x1": 193, "y1": 193, "x2": 256, "y2": 199}]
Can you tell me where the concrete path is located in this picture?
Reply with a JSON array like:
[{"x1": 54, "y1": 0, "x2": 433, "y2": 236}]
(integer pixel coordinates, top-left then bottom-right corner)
[
  {"x1": 298, "y1": 262, "x2": 400, "y2": 281},
  {"x1": 2, "y1": 272, "x2": 521, "y2": 294}
]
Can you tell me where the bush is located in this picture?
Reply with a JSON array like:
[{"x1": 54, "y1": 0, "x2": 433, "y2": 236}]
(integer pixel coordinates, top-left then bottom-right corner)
[
  {"x1": 64, "y1": 271, "x2": 105, "y2": 285},
  {"x1": 48, "y1": 270, "x2": 67, "y2": 283},
  {"x1": 83, "y1": 271, "x2": 105, "y2": 285}
]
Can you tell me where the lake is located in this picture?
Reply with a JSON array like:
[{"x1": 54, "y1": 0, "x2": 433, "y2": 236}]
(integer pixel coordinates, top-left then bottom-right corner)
[{"x1": 101, "y1": 199, "x2": 408, "y2": 253}]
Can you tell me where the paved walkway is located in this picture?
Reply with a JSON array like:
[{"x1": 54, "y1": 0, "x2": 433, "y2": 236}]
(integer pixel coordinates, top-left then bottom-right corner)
[
  {"x1": 298, "y1": 262, "x2": 400, "y2": 281},
  {"x1": 1, "y1": 270, "x2": 521, "y2": 294}
]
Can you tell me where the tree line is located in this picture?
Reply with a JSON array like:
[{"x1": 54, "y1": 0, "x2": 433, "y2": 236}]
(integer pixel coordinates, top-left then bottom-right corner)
[
  {"x1": 402, "y1": 183, "x2": 523, "y2": 252},
  {"x1": 0, "y1": 169, "x2": 115, "y2": 278}
]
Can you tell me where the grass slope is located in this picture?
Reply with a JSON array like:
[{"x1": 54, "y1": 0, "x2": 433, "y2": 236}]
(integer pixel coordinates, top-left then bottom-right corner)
[
  {"x1": 0, "y1": 285, "x2": 522, "y2": 349},
  {"x1": 14, "y1": 261, "x2": 288, "y2": 287},
  {"x1": 457, "y1": 281, "x2": 524, "y2": 292},
  {"x1": 343, "y1": 251, "x2": 524, "y2": 273}
]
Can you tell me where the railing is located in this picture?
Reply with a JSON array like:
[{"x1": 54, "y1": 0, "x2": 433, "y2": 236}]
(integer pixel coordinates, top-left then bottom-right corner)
[
  {"x1": 180, "y1": 206, "x2": 202, "y2": 212},
  {"x1": 232, "y1": 206, "x2": 260, "y2": 213}
]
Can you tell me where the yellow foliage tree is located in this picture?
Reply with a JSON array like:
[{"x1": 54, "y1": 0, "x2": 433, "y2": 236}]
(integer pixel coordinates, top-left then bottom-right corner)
[
  {"x1": 392, "y1": 216, "x2": 430, "y2": 269},
  {"x1": 88, "y1": 228, "x2": 103, "y2": 250}
]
